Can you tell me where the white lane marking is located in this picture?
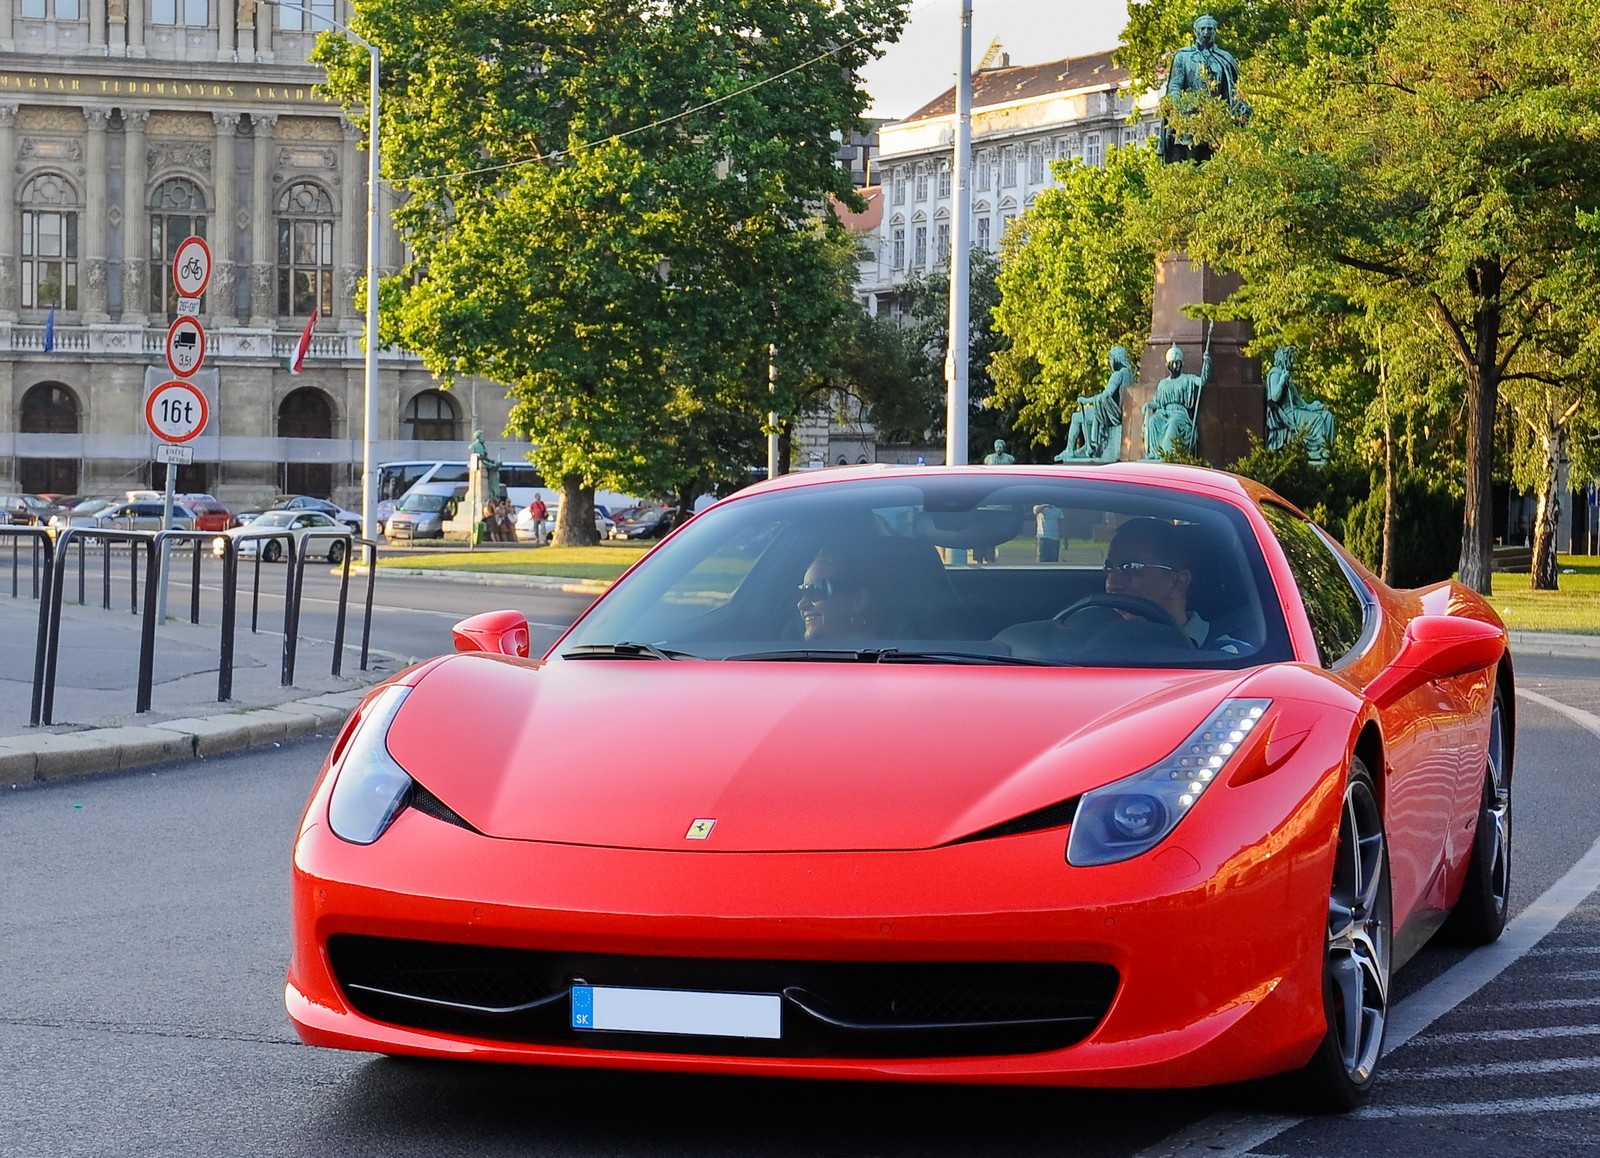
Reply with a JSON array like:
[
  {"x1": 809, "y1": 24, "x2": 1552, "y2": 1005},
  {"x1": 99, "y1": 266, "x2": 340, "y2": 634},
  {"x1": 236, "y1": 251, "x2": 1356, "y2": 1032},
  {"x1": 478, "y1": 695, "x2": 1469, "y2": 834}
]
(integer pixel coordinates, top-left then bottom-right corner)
[
  {"x1": 1353, "y1": 1091, "x2": 1600, "y2": 1119},
  {"x1": 1489, "y1": 997, "x2": 1600, "y2": 1012},
  {"x1": 1386, "y1": 1055, "x2": 1600, "y2": 1081},
  {"x1": 1518, "y1": 688, "x2": 1600, "y2": 741},
  {"x1": 1529, "y1": 944, "x2": 1600, "y2": 956},
  {"x1": 1138, "y1": 688, "x2": 1600, "y2": 1158},
  {"x1": 1422, "y1": 1023, "x2": 1600, "y2": 1045}
]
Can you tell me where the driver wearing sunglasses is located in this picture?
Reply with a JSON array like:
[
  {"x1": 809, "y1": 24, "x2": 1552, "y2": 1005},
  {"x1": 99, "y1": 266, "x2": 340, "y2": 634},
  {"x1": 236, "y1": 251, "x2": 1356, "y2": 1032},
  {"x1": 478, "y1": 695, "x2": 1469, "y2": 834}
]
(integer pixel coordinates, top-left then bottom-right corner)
[{"x1": 1103, "y1": 517, "x2": 1208, "y2": 647}]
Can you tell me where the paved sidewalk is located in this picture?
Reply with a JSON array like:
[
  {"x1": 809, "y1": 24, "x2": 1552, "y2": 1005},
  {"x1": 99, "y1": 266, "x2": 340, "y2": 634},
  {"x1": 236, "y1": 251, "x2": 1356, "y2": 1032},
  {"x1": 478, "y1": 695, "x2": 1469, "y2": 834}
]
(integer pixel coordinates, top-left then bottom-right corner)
[
  {"x1": 1, "y1": 568, "x2": 1593, "y2": 787},
  {"x1": 0, "y1": 586, "x2": 397, "y2": 786}
]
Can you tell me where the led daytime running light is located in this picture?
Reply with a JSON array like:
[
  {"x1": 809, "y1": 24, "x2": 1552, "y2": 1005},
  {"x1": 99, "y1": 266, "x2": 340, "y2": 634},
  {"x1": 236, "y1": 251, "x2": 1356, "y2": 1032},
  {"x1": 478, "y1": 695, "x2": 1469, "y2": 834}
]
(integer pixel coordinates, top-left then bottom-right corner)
[{"x1": 1067, "y1": 698, "x2": 1272, "y2": 867}]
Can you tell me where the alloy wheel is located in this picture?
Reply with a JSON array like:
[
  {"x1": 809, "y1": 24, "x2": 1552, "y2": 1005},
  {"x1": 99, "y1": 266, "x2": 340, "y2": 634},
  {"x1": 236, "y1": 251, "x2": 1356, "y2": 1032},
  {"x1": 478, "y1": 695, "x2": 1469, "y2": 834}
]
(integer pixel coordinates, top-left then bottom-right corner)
[{"x1": 1326, "y1": 774, "x2": 1390, "y2": 1085}]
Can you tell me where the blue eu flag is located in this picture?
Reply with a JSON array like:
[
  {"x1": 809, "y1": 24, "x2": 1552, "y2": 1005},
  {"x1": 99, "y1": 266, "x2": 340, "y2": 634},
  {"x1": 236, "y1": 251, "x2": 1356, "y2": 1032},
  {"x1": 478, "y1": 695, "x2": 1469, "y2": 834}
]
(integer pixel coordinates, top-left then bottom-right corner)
[{"x1": 43, "y1": 305, "x2": 55, "y2": 352}]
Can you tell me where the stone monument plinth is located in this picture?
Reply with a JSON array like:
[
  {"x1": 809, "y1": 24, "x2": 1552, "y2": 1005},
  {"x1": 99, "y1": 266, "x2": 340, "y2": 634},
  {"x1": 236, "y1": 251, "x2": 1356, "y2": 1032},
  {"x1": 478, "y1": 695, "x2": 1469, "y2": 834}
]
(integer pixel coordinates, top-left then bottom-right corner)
[{"x1": 1122, "y1": 254, "x2": 1262, "y2": 467}]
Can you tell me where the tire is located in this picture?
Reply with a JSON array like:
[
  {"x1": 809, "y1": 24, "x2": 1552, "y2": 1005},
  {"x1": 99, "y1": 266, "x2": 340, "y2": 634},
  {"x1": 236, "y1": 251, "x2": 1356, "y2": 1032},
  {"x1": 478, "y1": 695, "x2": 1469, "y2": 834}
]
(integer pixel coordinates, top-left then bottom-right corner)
[
  {"x1": 1283, "y1": 758, "x2": 1391, "y2": 1113},
  {"x1": 263, "y1": 539, "x2": 283, "y2": 563},
  {"x1": 327, "y1": 540, "x2": 346, "y2": 565},
  {"x1": 1442, "y1": 684, "x2": 1512, "y2": 945}
]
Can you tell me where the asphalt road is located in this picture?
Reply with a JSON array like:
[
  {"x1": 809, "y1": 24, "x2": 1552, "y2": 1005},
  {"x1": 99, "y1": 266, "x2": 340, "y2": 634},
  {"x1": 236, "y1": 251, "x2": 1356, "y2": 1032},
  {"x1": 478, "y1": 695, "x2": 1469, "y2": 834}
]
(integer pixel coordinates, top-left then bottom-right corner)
[{"x1": 2, "y1": 656, "x2": 1599, "y2": 1157}]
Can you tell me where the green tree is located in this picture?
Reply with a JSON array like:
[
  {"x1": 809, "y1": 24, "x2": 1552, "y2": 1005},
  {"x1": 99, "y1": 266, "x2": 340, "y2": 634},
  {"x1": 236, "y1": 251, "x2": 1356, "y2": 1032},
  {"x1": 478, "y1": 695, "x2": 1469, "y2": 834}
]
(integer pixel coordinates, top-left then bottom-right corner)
[
  {"x1": 873, "y1": 248, "x2": 1006, "y2": 460},
  {"x1": 316, "y1": 0, "x2": 907, "y2": 542},
  {"x1": 1139, "y1": 0, "x2": 1600, "y2": 592},
  {"x1": 990, "y1": 143, "x2": 1159, "y2": 454}
]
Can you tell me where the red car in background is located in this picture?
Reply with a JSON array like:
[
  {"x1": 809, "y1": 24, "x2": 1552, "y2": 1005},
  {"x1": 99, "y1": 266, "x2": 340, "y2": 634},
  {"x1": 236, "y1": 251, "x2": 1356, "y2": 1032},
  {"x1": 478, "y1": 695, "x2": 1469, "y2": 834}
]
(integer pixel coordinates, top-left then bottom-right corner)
[
  {"x1": 287, "y1": 463, "x2": 1512, "y2": 1112},
  {"x1": 179, "y1": 494, "x2": 239, "y2": 532}
]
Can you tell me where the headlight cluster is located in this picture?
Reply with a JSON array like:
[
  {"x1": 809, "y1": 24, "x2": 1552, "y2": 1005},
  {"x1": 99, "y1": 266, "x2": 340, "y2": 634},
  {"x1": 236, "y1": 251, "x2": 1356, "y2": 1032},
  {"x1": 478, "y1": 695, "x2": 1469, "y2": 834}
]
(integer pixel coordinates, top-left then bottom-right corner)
[
  {"x1": 1066, "y1": 698, "x2": 1272, "y2": 867},
  {"x1": 327, "y1": 685, "x2": 415, "y2": 845}
]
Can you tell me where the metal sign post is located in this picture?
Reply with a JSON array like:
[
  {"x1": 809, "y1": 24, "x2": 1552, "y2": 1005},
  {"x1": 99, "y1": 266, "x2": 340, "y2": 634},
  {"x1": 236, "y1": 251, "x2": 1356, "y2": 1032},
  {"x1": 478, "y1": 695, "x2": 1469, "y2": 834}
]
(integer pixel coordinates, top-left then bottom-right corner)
[{"x1": 155, "y1": 236, "x2": 210, "y2": 622}]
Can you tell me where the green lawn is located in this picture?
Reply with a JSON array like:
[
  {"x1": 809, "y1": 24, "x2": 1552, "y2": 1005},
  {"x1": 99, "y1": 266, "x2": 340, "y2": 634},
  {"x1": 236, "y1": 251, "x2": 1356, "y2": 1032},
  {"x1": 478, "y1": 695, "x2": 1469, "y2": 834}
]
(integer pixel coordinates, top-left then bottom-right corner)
[
  {"x1": 1486, "y1": 555, "x2": 1600, "y2": 635},
  {"x1": 376, "y1": 542, "x2": 649, "y2": 581}
]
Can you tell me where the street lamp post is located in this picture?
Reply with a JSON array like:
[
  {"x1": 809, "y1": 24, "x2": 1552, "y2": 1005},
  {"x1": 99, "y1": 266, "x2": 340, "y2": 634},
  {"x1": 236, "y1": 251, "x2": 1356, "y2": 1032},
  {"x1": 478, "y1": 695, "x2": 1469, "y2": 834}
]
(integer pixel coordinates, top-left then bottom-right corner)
[{"x1": 258, "y1": 0, "x2": 381, "y2": 543}]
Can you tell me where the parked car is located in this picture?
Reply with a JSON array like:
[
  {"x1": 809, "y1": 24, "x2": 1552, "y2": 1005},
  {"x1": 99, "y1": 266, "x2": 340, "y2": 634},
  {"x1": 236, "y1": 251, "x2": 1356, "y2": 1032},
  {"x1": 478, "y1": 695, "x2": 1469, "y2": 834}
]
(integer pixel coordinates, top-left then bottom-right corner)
[
  {"x1": 288, "y1": 463, "x2": 1513, "y2": 1112},
  {"x1": 181, "y1": 496, "x2": 239, "y2": 532},
  {"x1": 608, "y1": 505, "x2": 682, "y2": 540},
  {"x1": 259, "y1": 495, "x2": 363, "y2": 532},
  {"x1": 2, "y1": 493, "x2": 63, "y2": 526},
  {"x1": 48, "y1": 497, "x2": 118, "y2": 531},
  {"x1": 69, "y1": 501, "x2": 197, "y2": 533},
  {"x1": 385, "y1": 484, "x2": 465, "y2": 541},
  {"x1": 212, "y1": 510, "x2": 351, "y2": 563}
]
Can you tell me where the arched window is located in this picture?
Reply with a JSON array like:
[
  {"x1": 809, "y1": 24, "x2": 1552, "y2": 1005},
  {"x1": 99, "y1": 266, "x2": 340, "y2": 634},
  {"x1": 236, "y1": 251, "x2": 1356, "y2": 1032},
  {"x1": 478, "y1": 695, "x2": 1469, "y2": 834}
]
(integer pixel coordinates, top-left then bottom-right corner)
[
  {"x1": 278, "y1": 387, "x2": 334, "y2": 497},
  {"x1": 20, "y1": 174, "x2": 79, "y2": 311},
  {"x1": 277, "y1": 182, "x2": 335, "y2": 318},
  {"x1": 20, "y1": 382, "x2": 79, "y2": 433},
  {"x1": 19, "y1": 382, "x2": 80, "y2": 494},
  {"x1": 403, "y1": 390, "x2": 460, "y2": 442},
  {"x1": 149, "y1": 177, "x2": 207, "y2": 317}
]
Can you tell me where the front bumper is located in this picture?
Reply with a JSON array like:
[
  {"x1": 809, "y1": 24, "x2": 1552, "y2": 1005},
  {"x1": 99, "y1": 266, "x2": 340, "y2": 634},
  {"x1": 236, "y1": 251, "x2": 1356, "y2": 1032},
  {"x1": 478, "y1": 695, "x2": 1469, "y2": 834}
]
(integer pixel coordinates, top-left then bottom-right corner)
[{"x1": 287, "y1": 758, "x2": 1342, "y2": 1088}]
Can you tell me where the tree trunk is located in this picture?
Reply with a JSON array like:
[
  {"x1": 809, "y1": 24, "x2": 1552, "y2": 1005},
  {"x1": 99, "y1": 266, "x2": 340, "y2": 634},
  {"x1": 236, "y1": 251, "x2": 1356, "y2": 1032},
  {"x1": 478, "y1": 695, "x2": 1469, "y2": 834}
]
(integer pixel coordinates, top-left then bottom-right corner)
[
  {"x1": 1382, "y1": 429, "x2": 1397, "y2": 586},
  {"x1": 551, "y1": 473, "x2": 598, "y2": 546},
  {"x1": 1531, "y1": 422, "x2": 1563, "y2": 590},
  {"x1": 1454, "y1": 262, "x2": 1503, "y2": 595}
]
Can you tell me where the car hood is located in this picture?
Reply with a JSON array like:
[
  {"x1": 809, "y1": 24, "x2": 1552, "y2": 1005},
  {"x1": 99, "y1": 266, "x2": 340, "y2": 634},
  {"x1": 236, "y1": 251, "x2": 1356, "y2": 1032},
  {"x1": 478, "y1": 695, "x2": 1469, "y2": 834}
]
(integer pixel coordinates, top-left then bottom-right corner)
[{"x1": 383, "y1": 656, "x2": 1255, "y2": 852}]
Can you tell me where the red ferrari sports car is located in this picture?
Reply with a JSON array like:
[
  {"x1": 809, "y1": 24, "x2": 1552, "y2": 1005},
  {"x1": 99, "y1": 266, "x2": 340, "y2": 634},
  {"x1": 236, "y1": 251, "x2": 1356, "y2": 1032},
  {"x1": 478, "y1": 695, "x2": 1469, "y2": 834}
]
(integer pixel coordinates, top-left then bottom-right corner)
[{"x1": 287, "y1": 463, "x2": 1512, "y2": 1111}]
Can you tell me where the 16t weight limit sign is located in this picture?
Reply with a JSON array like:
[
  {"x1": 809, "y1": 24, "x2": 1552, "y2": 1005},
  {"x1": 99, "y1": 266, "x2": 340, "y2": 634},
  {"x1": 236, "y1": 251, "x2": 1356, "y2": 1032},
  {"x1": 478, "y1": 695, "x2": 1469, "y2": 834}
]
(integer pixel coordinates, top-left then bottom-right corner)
[{"x1": 146, "y1": 380, "x2": 209, "y2": 444}]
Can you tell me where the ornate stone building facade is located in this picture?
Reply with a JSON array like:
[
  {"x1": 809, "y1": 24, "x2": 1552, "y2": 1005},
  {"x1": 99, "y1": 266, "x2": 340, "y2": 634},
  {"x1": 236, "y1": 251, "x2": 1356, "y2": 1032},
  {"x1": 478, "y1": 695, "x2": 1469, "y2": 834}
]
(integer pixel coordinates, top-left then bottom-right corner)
[{"x1": 1, "y1": 0, "x2": 516, "y2": 505}]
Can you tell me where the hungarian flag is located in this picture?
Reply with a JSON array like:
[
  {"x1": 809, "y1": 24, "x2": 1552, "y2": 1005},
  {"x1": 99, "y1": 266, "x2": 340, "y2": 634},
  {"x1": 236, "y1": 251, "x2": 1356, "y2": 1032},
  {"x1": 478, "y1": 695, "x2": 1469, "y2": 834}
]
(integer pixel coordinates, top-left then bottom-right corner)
[{"x1": 288, "y1": 308, "x2": 318, "y2": 374}]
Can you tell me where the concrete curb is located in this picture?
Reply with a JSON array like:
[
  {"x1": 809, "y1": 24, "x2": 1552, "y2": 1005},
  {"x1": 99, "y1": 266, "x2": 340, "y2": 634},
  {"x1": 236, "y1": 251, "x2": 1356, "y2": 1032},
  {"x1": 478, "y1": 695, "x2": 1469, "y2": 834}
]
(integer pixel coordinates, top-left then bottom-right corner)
[
  {"x1": 1508, "y1": 631, "x2": 1600, "y2": 659},
  {"x1": 1, "y1": 689, "x2": 368, "y2": 788}
]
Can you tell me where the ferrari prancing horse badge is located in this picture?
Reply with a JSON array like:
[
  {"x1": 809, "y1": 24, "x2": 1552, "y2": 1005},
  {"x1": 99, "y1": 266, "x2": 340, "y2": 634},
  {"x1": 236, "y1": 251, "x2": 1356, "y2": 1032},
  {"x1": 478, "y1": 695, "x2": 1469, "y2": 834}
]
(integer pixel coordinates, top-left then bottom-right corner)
[{"x1": 685, "y1": 819, "x2": 716, "y2": 840}]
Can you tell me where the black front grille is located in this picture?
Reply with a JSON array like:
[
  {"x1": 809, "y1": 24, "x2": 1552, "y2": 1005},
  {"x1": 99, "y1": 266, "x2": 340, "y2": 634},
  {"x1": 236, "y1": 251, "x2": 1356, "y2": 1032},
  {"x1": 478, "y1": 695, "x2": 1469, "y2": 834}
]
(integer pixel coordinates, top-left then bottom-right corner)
[{"x1": 327, "y1": 935, "x2": 1118, "y2": 1059}]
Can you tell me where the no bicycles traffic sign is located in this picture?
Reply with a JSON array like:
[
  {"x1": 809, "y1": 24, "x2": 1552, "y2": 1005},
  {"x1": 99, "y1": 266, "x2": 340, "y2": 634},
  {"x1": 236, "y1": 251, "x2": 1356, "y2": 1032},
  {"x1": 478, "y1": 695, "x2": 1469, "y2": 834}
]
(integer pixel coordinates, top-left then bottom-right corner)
[{"x1": 173, "y1": 235, "x2": 211, "y2": 299}]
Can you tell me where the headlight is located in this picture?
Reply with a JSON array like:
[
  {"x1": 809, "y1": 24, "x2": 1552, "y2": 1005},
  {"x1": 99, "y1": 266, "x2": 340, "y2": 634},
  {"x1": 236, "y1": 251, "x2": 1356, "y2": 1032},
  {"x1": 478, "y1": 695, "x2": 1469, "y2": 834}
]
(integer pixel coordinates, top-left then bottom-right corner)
[
  {"x1": 327, "y1": 685, "x2": 415, "y2": 845},
  {"x1": 1066, "y1": 698, "x2": 1272, "y2": 867},
  {"x1": 212, "y1": 536, "x2": 228, "y2": 555}
]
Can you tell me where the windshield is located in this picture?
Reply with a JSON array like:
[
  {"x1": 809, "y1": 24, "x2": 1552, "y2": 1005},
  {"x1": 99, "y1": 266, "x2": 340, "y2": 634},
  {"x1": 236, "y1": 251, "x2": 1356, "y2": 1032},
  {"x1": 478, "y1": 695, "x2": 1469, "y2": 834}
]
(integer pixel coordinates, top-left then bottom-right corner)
[
  {"x1": 399, "y1": 493, "x2": 451, "y2": 513},
  {"x1": 554, "y1": 474, "x2": 1293, "y2": 669},
  {"x1": 253, "y1": 511, "x2": 296, "y2": 528}
]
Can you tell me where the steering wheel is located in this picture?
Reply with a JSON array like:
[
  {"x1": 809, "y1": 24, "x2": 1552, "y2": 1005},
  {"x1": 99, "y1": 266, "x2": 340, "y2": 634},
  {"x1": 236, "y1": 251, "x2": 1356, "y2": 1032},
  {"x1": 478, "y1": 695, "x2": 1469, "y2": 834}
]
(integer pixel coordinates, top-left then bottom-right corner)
[{"x1": 1053, "y1": 593, "x2": 1180, "y2": 629}]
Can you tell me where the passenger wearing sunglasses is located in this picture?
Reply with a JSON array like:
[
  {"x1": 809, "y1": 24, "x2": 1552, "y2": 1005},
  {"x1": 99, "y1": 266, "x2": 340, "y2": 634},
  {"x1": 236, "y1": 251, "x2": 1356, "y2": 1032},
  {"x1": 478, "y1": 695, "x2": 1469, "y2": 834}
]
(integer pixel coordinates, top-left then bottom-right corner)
[{"x1": 796, "y1": 550, "x2": 874, "y2": 642}]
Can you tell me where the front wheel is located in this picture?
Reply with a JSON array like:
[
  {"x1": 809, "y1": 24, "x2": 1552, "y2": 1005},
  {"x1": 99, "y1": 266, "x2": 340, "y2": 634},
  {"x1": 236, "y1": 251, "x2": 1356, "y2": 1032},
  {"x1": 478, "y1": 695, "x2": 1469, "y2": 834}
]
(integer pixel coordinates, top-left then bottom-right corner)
[
  {"x1": 1443, "y1": 685, "x2": 1511, "y2": 944},
  {"x1": 1283, "y1": 758, "x2": 1391, "y2": 1112},
  {"x1": 262, "y1": 539, "x2": 283, "y2": 563},
  {"x1": 327, "y1": 540, "x2": 346, "y2": 566}
]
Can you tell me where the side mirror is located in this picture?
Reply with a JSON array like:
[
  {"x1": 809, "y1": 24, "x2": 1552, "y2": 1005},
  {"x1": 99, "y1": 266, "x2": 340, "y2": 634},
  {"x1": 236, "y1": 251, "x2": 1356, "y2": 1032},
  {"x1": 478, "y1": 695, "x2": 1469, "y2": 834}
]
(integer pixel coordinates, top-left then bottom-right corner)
[
  {"x1": 1365, "y1": 615, "x2": 1504, "y2": 710},
  {"x1": 451, "y1": 609, "x2": 531, "y2": 658}
]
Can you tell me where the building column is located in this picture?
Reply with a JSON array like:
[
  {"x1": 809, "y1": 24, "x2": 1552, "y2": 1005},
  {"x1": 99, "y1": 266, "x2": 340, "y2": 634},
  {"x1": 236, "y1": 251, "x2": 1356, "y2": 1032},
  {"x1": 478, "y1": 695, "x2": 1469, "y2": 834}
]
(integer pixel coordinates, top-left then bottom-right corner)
[
  {"x1": 217, "y1": 0, "x2": 234, "y2": 61},
  {"x1": 0, "y1": 105, "x2": 16, "y2": 319},
  {"x1": 211, "y1": 111, "x2": 240, "y2": 321},
  {"x1": 107, "y1": 0, "x2": 126, "y2": 53},
  {"x1": 120, "y1": 108, "x2": 149, "y2": 324},
  {"x1": 88, "y1": 0, "x2": 107, "y2": 51},
  {"x1": 128, "y1": 0, "x2": 145, "y2": 55},
  {"x1": 84, "y1": 107, "x2": 112, "y2": 321},
  {"x1": 249, "y1": 112, "x2": 277, "y2": 325},
  {"x1": 0, "y1": 0, "x2": 12, "y2": 50},
  {"x1": 337, "y1": 119, "x2": 363, "y2": 328}
]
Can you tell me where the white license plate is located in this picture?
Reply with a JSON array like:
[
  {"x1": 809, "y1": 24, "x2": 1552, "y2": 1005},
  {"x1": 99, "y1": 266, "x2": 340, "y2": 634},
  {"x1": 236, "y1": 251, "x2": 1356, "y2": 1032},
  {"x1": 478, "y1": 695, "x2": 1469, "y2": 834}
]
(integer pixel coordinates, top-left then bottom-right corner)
[{"x1": 570, "y1": 985, "x2": 782, "y2": 1039}]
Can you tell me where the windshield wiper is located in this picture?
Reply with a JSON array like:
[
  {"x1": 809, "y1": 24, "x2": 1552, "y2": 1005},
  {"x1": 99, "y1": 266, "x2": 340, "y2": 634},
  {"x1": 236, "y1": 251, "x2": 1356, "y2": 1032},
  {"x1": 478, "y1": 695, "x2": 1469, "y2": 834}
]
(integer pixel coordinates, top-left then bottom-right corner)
[
  {"x1": 726, "y1": 648, "x2": 1056, "y2": 666},
  {"x1": 561, "y1": 641, "x2": 695, "y2": 661},
  {"x1": 869, "y1": 648, "x2": 1058, "y2": 667}
]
